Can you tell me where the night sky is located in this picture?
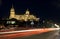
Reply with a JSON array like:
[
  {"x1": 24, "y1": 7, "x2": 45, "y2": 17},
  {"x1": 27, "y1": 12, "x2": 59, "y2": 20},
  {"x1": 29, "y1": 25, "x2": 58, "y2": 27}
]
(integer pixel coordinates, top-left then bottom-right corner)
[{"x1": 0, "y1": 0, "x2": 60, "y2": 22}]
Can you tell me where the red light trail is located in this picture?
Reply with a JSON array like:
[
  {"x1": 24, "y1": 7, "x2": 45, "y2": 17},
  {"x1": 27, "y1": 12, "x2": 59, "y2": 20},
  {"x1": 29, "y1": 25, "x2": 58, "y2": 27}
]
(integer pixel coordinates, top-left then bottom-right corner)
[{"x1": 0, "y1": 28, "x2": 59, "y2": 39}]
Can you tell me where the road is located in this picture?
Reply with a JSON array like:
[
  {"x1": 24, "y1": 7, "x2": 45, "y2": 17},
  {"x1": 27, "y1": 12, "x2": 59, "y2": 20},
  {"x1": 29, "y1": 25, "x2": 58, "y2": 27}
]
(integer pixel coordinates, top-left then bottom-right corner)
[
  {"x1": 14, "y1": 30, "x2": 59, "y2": 39},
  {"x1": 0, "y1": 28, "x2": 60, "y2": 39}
]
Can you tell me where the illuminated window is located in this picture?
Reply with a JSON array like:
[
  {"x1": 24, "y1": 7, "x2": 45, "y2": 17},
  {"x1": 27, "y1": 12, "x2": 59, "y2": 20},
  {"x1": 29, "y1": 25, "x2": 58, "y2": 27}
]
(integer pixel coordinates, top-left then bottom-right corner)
[
  {"x1": 7, "y1": 21, "x2": 11, "y2": 24},
  {"x1": 7, "y1": 21, "x2": 15, "y2": 24},
  {"x1": 11, "y1": 21, "x2": 15, "y2": 24}
]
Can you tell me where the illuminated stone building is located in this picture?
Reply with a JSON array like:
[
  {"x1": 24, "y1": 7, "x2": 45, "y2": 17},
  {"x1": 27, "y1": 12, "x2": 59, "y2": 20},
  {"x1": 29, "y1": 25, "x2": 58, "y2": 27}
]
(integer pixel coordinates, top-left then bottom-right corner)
[{"x1": 9, "y1": 6, "x2": 40, "y2": 21}]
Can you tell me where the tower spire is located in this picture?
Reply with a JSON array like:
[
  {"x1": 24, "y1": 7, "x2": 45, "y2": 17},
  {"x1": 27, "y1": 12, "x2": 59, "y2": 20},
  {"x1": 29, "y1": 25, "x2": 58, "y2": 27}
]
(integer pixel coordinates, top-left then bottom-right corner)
[
  {"x1": 25, "y1": 9, "x2": 30, "y2": 15},
  {"x1": 9, "y1": 4, "x2": 15, "y2": 19},
  {"x1": 26, "y1": 9, "x2": 29, "y2": 11},
  {"x1": 12, "y1": 4, "x2": 14, "y2": 8}
]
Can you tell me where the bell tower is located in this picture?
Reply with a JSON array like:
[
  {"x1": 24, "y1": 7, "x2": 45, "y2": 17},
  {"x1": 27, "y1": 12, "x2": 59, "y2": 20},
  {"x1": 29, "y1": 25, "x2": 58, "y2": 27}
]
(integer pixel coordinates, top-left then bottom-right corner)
[{"x1": 9, "y1": 5, "x2": 15, "y2": 19}]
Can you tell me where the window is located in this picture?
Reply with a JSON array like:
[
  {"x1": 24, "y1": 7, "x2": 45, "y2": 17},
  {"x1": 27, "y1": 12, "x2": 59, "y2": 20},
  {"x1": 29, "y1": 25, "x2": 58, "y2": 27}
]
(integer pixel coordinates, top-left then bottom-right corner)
[{"x1": 7, "y1": 21, "x2": 15, "y2": 24}]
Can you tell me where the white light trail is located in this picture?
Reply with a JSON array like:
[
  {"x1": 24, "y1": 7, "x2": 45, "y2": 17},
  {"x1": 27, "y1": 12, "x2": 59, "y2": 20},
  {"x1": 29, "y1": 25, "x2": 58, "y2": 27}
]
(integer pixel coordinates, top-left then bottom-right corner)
[
  {"x1": 54, "y1": 24, "x2": 59, "y2": 28},
  {"x1": 0, "y1": 28, "x2": 60, "y2": 34}
]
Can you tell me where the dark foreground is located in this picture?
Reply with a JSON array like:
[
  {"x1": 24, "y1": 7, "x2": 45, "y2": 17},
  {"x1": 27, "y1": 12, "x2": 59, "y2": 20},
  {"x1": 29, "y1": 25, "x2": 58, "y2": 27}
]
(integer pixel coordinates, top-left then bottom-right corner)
[
  {"x1": 14, "y1": 30, "x2": 59, "y2": 39},
  {"x1": 0, "y1": 28, "x2": 60, "y2": 39}
]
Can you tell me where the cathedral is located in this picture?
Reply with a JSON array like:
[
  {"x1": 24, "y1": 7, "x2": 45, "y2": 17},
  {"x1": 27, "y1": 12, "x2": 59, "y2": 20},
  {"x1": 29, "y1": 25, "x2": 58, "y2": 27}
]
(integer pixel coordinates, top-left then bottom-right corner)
[{"x1": 9, "y1": 6, "x2": 40, "y2": 21}]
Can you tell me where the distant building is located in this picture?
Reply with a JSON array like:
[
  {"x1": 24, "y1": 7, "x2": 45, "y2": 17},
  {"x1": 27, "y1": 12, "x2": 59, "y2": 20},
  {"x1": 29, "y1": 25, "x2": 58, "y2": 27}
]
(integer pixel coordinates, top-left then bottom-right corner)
[{"x1": 9, "y1": 5, "x2": 40, "y2": 21}]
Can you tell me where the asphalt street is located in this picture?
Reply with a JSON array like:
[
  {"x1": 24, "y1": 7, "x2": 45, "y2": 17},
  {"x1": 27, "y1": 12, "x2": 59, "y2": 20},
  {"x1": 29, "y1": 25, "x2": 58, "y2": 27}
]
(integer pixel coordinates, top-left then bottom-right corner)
[
  {"x1": 0, "y1": 28, "x2": 60, "y2": 39},
  {"x1": 14, "y1": 30, "x2": 59, "y2": 39}
]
